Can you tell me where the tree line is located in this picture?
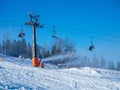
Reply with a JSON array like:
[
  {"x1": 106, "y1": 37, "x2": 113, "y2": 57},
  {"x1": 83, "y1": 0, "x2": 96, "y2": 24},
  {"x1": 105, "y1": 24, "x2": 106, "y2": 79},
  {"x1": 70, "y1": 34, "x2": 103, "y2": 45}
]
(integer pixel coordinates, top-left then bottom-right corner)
[
  {"x1": 79, "y1": 55, "x2": 120, "y2": 71},
  {"x1": 0, "y1": 38, "x2": 120, "y2": 71},
  {"x1": 0, "y1": 38, "x2": 32, "y2": 58},
  {"x1": 0, "y1": 38, "x2": 75, "y2": 59}
]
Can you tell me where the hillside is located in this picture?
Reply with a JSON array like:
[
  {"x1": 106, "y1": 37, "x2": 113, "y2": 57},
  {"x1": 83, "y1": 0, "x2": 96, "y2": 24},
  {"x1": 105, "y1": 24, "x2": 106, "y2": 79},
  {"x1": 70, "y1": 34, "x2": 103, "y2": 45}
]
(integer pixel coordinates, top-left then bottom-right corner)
[{"x1": 0, "y1": 54, "x2": 120, "y2": 90}]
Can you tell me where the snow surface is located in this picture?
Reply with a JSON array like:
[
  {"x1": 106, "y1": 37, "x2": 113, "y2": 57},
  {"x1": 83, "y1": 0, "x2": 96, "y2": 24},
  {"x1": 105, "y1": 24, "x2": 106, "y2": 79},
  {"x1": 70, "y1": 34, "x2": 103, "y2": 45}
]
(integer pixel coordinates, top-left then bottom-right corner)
[{"x1": 0, "y1": 54, "x2": 120, "y2": 90}]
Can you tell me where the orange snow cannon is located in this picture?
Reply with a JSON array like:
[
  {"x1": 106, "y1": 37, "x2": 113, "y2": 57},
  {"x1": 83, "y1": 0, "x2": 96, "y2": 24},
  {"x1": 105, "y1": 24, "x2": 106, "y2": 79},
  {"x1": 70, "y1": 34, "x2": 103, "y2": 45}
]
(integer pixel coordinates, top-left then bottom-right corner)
[{"x1": 32, "y1": 58, "x2": 39, "y2": 67}]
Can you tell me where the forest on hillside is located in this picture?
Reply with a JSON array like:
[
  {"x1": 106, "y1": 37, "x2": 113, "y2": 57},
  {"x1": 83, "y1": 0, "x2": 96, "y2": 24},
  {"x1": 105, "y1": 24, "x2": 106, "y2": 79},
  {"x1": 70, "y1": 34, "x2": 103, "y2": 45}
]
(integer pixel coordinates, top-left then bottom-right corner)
[
  {"x1": 0, "y1": 38, "x2": 75, "y2": 58},
  {"x1": 0, "y1": 38, "x2": 120, "y2": 71}
]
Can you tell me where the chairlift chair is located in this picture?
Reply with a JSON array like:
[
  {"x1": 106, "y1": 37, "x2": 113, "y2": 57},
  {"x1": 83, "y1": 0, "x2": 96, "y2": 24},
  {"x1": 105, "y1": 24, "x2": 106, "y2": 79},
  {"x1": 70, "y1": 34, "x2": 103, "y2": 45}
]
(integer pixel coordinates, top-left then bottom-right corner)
[
  {"x1": 18, "y1": 25, "x2": 25, "y2": 38},
  {"x1": 18, "y1": 32, "x2": 25, "y2": 38},
  {"x1": 89, "y1": 44, "x2": 94, "y2": 51},
  {"x1": 52, "y1": 31, "x2": 57, "y2": 39},
  {"x1": 88, "y1": 37, "x2": 94, "y2": 51},
  {"x1": 52, "y1": 26, "x2": 58, "y2": 39}
]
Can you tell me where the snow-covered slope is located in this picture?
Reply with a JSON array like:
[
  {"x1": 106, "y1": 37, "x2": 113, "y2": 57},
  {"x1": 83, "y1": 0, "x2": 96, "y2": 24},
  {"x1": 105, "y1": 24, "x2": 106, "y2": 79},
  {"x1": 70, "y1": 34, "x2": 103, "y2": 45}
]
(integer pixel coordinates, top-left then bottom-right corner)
[{"x1": 0, "y1": 54, "x2": 120, "y2": 90}]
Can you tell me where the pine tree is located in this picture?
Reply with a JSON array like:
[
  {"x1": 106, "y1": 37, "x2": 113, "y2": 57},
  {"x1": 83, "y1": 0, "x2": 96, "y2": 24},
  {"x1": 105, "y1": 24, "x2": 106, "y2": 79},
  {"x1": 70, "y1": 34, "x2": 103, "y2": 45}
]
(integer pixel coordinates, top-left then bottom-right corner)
[
  {"x1": 64, "y1": 39, "x2": 75, "y2": 53},
  {"x1": 117, "y1": 62, "x2": 120, "y2": 71},
  {"x1": 2, "y1": 40, "x2": 6, "y2": 55},
  {"x1": 46, "y1": 50, "x2": 50, "y2": 57},
  {"x1": 100, "y1": 56, "x2": 106, "y2": 68},
  {"x1": 51, "y1": 45, "x2": 57, "y2": 55},
  {"x1": 108, "y1": 61, "x2": 116, "y2": 70},
  {"x1": 0, "y1": 43, "x2": 2, "y2": 53},
  {"x1": 83, "y1": 56, "x2": 87, "y2": 66},
  {"x1": 12, "y1": 40, "x2": 18, "y2": 57},
  {"x1": 91, "y1": 54, "x2": 99, "y2": 68},
  {"x1": 41, "y1": 47, "x2": 46, "y2": 59},
  {"x1": 21, "y1": 39, "x2": 27, "y2": 57},
  {"x1": 26, "y1": 43, "x2": 32, "y2": 58}
]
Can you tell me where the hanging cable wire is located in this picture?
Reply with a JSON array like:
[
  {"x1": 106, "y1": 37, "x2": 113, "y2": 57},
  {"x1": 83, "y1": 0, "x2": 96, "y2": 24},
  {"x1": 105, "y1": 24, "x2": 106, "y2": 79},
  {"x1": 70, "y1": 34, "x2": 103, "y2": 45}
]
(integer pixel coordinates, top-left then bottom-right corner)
[
  {"x1": 1, "y1": 22, "x2": 120, "y2": 44},
  {"x1": 44, "y1": 24, "x2": 120, "y2": 38},
  {"x1": 43, "y1": 24, "x2": 120, "y2": 44}
]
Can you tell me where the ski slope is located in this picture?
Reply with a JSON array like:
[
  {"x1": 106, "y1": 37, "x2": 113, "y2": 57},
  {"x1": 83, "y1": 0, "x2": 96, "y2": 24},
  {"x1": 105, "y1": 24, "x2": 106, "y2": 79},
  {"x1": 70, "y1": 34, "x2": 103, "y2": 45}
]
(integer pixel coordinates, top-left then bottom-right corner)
[{"x1": 0, "y1": 54, "x2": 120, "y2": 90}]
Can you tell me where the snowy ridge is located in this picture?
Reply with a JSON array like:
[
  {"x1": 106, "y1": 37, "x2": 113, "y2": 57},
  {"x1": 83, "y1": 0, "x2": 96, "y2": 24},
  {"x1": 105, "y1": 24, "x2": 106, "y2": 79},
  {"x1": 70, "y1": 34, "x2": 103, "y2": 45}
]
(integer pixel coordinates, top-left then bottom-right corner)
[
  {"x1": 81, "y1": 67, "x2": 101, "y2": 76},
  {"x1": 81, "y1": 67, "x2": 120, "y2": 78},
  {"x1": 95, "y1": 68, "x2": 120, "y2": 78},
  {"x1": 0, "y1": 54, "x2": 120, "y2": 90}
]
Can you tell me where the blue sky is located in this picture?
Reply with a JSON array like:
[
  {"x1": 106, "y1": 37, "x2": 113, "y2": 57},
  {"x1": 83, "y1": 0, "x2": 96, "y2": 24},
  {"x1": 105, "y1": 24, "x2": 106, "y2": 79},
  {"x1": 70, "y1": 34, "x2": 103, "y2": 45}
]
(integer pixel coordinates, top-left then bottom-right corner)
[{"x1": 0, "y1": 0, "x2": 120, "y2": 63}]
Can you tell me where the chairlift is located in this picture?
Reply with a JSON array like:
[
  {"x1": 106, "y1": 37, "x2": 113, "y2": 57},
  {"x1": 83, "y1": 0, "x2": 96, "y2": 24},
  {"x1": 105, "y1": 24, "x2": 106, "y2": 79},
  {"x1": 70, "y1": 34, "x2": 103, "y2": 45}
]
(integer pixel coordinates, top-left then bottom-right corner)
[
  {"x1": 89, "y1": 44, "x2": 94, "y2": 51},
  {"x1": 52, "y1": 25, "x2": 58, "y2": 39},
  {"x1": 18, "y1": 25, "x2": 25, "y2": 38},
  {"x1": 88, "y1": 37, "x2": 94, "y2": 51}
]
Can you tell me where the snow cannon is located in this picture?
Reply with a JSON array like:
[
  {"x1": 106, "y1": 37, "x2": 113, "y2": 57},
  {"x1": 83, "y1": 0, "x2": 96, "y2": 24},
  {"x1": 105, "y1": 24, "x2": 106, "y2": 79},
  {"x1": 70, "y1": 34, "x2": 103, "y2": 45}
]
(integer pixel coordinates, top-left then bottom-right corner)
[
  {"x1": 40, "y1": 62, "x2": 44, "y2": 68},
  {"x1": 32, "y1": 58, "x2": 40, "y2": 67}
]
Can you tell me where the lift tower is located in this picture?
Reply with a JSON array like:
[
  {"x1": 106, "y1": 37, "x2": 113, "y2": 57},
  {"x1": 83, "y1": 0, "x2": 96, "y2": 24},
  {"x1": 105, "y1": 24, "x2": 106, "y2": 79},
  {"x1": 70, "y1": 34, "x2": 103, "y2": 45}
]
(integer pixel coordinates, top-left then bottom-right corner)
[{"x1": 25, "y1": 11, "x2": 43, "y2": 67}]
